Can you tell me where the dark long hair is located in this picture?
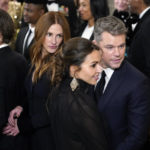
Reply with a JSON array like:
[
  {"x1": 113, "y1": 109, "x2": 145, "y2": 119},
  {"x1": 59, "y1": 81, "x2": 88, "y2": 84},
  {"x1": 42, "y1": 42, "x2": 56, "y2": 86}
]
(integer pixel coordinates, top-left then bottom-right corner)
[
  {"x1": 51, "y1": 37, "x2": 100, "y2": 85},
  {"x1": 90, "y1": 0, "x2": 109, "y2": 21}
]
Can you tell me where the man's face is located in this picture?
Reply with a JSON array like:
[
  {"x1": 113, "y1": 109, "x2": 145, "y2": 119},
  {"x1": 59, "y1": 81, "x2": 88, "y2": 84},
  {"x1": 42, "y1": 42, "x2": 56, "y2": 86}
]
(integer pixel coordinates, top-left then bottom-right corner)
[
  {"x1": 97, "y1": 32, "x2": 126, "y2": 69},
  {"x1": 128, "y1": 0, "x2": 141, "y2": 14},
  {"x1": 0, "y1": 0, "x2": 9, "y2": 11},
  {"x1": 23, "y1": 3, "x2": 44, "y2": 25}
]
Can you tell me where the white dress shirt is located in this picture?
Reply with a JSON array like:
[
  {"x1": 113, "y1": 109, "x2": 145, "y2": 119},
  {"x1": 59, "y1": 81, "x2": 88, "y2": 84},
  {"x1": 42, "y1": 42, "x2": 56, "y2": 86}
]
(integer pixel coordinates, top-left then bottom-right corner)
[
  {"x1": 23, "y1": 24, "x2": 35, "y2": 54},
  {"x1": 81, "y1": 25, "x2": 94, "y2": 40}
]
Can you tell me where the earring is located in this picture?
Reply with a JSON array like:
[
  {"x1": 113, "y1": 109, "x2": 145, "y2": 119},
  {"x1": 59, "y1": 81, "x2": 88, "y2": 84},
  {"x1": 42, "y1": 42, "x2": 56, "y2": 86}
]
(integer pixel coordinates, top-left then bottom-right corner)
[{"x1": 70, "y1": 77, "x2": 79, "y2": 91}]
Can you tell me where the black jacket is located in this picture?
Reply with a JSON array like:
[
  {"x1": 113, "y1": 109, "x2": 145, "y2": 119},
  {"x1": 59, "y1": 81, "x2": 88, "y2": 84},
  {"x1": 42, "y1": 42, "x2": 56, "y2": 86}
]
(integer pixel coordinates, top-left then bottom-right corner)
[
  {"x1": 0, "y1": 46, "x2": 28, "y2": 150},
  {"x1": 49, "y1": 77, "x2": 107, "y2": 150}
]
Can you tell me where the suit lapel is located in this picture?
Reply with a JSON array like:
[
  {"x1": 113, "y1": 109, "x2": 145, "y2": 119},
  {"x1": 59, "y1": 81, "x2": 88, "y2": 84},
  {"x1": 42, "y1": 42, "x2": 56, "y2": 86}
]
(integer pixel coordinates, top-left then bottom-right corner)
[
  {"x1": 19, "y1": 27, "x2": 29, "y2": 54},
  {"x1": 98, "y1": 61, "x2": 127, "y2": 110},
  {"x1": 132, "y1": 9, "x2": 150, "y2": 37}
]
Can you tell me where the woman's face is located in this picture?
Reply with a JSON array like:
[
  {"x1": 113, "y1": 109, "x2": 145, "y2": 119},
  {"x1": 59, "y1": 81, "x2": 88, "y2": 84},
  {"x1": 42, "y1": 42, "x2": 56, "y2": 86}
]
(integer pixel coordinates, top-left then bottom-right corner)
[
  {"x1": 78, "y1": 0, "x2": 93, "y2": 21},
  {"x1": 42, "y1": 23, "x2": 63, "y2": 55},
  {"x1": 114, "y1": 0, "x2": 129, "y2": 11},
  {"x1": 74, "y1": 50, "x2": 102, "y2": 85}
]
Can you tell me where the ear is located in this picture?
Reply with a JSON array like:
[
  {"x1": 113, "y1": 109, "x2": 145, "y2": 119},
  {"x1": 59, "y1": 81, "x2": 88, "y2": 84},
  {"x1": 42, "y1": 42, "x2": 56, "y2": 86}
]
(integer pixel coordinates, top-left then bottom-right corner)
[
  {"x1": 40, "y1": 9, "x2": 45, "y2": 16},
  {"x1": 69, "y1": 65, "x2": 79, "y2": 77},
  {"x1": 92, "y1": 40, "x2": 98, "y2": 46}
]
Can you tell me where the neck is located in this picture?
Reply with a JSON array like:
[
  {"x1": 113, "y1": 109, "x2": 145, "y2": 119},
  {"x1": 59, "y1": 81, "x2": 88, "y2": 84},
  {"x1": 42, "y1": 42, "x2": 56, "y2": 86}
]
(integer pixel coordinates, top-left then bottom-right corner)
[
  {"x1": 30, "y1": 23, "x2": 35, "y2": 28},
  {"x1": 88, "y1": 18, "x2": 94, "y2": 27},
  {"x1": 137, "y1": 3, "x2": 149, "y2": 14}
]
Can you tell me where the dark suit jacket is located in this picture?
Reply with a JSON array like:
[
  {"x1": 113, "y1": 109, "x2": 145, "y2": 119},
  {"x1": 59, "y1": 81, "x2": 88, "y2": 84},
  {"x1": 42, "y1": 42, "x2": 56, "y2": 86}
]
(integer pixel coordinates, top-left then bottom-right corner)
[
  {"x1": 98, "y1": 60, "x2": 150, "y2": 150},
  {"x1": 0, "y1": 46, "x2": 28, "y2": 149},
  {"x1": 15, "y1": 26, "x2": 33, "y2": 62},
  {"x1": 18, "y1": 71, "x2": 55, "y2": 150},
  {"x1": 75, "y1": 22, "x2": 94, "y2": 41},
  {"x1": 128, "y1": 9, "x2": 150, "y2": 78}
]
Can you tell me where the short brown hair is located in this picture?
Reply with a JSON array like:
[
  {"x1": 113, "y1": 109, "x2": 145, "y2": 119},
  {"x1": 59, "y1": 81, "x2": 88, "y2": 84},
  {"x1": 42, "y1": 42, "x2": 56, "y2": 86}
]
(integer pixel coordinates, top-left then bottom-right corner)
[
  {"x1": 0, "y1": 9, "x2": 14, "y2": 43},
  {"x1": 94, "y1": 16, "x2": 127, "y2": 42}
]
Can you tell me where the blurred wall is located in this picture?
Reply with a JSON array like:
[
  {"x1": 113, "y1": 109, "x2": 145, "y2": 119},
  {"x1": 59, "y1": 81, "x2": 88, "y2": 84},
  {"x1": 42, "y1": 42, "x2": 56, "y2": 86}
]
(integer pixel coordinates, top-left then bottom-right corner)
[{"x1": 108, "y1": 0, "x2": 114, "y2": 14}]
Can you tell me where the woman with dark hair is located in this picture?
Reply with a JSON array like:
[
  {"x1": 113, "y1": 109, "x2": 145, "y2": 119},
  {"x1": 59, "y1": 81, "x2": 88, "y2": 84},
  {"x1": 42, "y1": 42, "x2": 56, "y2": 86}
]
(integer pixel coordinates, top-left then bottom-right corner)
[
  {"x1": 0, "y1": 9, "x2": 28, "y2": 150},
  {"x1": 75, "y1": 0, "x2": 109, "y2": 40},
  {"x1": 4, "y1": 11, "x2": 71, "y2": 150},
  {"x1": 48, "y1": 37, "x2": 108, "y2": 150}
]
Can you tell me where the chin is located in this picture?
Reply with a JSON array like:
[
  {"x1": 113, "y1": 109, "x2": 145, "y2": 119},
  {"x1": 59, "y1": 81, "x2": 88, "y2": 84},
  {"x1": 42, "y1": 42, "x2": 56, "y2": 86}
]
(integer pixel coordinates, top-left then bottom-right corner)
[
  {"x1": 111, "y1": 64, "x2": 121, "y2": 69},
  {"x1": 49, "y1": 50, "x2": 57, "y2": 54},
  {"x1": 90, "y1": 81, "x2": 97, "y2": 85}
]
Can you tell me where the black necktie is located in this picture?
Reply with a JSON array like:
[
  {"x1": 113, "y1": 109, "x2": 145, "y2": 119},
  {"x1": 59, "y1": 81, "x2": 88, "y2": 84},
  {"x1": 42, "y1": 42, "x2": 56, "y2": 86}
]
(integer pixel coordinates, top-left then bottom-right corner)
[
  {"x1": 23, "y1": 29, "x2": 32, "y2": 54},
  {"x1": 95, "y1": 71, "x2": 106, "y2": 102}
]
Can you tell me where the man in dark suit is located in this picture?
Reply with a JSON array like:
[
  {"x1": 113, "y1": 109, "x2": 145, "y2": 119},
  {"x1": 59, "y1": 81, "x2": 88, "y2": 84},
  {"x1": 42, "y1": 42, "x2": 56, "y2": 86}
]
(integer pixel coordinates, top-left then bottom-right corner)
[
  {"x1": 0, "y1": 9, "x2": 28, "y2": 150},
  {"x1": 93, "y1": 16, "x2": 150, "y2": 150},
  {"x1": 15, "y1": 0, "x2": 47, "y2": 62},
  {"x1": 127, "y1": 0, "x2": 150, "y2": 78}
]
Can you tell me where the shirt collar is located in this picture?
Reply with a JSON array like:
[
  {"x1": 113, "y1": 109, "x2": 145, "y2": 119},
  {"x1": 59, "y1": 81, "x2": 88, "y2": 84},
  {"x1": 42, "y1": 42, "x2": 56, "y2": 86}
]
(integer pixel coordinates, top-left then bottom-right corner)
[
  {"x1": 104, "y1": 68, "x2": 114, "y2": 79},
  {"x1": 0, "y1": 43, "x2": 9, "y2": 49},
  {"x1": 29, "y1": 24, "x2": 35, "y2": 33}
]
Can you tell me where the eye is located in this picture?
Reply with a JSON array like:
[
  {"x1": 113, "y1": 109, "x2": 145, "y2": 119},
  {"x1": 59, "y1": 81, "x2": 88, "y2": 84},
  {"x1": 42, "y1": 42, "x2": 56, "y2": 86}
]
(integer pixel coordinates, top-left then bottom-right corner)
[
  {"x1": 57, "y1": 34, "x2": 63, "y2": 38},
  {"x1": 119, "y1": 44, "x2": 125, "y2": 49},
  {"x1": 80, "y1": 3, "x2": 86, "y2": 8},
  {"x1": 82, "y1": 4, "x2": 86, "y2": 7},
  {"x1": 91, "y1": 63, "x2": 96, "y2": 68},
  {"x1": 105, "y1": 46, "x2": 114, "y2": 50},
  {"x1": 26, "y1": 8, "x2": 32, "y2": 13},
  {"x1": 46, "y1": 32, "x2": 52, "y2": 37}
]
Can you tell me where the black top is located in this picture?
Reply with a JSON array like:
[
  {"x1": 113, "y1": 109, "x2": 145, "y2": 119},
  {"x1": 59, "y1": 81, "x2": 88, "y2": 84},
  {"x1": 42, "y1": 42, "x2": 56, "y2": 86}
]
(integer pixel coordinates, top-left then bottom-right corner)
[
  {"x1": 18, "y1": 70, "x2": 55, "y2": 150},
  {"x1": 0, "y1": 46, "x2": 27, "y2": 137},
  {"x1": 113, "y1": 9, "x2": 139, "y2": 47},
  {"x1": 49, "y1": 77, "x2": 108, "y2": 150}
]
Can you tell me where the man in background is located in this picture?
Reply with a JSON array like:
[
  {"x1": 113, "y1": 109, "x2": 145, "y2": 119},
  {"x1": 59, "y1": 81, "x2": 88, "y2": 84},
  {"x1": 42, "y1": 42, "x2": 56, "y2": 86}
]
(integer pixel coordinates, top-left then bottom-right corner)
[
  {"x1": 15, "y1": 0, "x2": 47, "y2": 62},
  {"x1": 127, "y1": 0, "x2": 150, "y2": 78}
]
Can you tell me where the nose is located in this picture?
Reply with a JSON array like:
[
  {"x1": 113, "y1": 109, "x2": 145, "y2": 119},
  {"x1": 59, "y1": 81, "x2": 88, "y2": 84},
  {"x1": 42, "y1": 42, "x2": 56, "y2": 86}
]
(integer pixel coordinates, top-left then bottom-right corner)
[
  {"x1": 51, "y1": 36, "x2": 56, "y2": 44},
  {"x1": 23, "y1": 9, "x2": 28, "y2": 17},
  {"x1": 114, "y1": 47, "x2": 120, "y2": 56},
  {"x1": 96, "y1": 64, "x2": 103, "y2": 73}
]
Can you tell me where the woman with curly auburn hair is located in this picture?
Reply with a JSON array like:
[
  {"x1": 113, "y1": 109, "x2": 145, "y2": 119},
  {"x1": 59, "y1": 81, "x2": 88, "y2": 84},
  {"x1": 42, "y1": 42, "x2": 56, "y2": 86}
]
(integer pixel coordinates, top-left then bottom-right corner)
[
  {"x1": 30, "y1": 11, "x2": 70, "y2": 84},
  {"x1": 5, "y1": 11, "x2": 70, "y2": 150}
]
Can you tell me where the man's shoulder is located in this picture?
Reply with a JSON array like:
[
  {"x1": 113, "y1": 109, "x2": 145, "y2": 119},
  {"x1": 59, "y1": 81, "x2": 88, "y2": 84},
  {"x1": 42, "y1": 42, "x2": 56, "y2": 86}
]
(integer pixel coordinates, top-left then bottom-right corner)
[
  {"x1": 121, "y1": 60, "x2": 148, "y2": 81},
  {"x1": 18, "y1": 26, "x2": 29, "y2": 35}
]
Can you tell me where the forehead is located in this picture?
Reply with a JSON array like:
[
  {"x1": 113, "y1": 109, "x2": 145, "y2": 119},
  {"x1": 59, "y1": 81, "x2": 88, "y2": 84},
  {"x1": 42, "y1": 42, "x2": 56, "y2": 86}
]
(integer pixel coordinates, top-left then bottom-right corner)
[
  {"x1": 47, "y1": 24, "x2": 63, "y2": 33},
  {"x1": 83, "y1": 50, "x2": 101, "y2": 64},
  {"x1": 79, "y1": 0, "x2": 89, "y2": 4},
  {"x1": 114, "y1": 0, "x2": 128, "y2": 3},
  {"x1": 100, "y1": 32, "x2": 126, "y2": 45},
  {"x1": 24, "y1": 3, "x2": 41, "y2": 10}
]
